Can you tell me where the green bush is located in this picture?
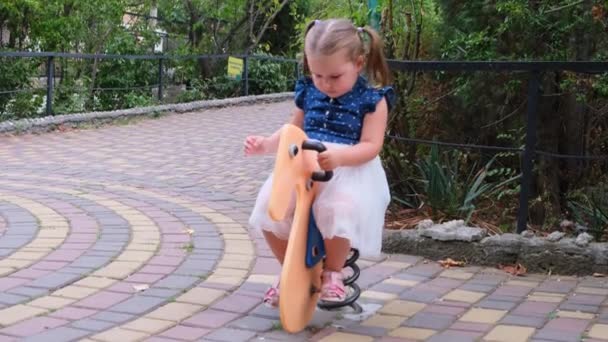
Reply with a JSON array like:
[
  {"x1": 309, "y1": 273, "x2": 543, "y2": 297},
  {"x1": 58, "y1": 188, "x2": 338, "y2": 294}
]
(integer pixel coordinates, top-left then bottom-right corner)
[
  {"x1": 411, "y1": 145, "x2": 520, "y2": 223},
  {"x1": 247, "y1": 54, "x2": 293, "y2": 95},
  {"x1": 567, "y1": 184, "x2": 608, "y2": 241},
  {"x1": 0, "y1": 56, "x2": 43, "y2": 120}
]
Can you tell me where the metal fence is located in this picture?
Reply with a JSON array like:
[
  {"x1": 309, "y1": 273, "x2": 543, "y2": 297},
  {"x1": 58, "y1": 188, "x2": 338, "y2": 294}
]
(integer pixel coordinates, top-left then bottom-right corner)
[
  {"x1": 0, "y1": 51, "x2": 299, "y2": 115},
  {"x1": 386, "y1": 60, "x2": 608, "y2": 234},
  {"x1": 1, "y1": 51, "x2": 607, "y2": 234}
]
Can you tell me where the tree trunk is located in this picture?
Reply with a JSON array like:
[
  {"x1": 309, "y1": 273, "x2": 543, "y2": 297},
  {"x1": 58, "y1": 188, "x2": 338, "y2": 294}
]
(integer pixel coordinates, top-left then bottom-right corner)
[{"x1": 559, "y1": 0, "x2": 593, "y2": 194}]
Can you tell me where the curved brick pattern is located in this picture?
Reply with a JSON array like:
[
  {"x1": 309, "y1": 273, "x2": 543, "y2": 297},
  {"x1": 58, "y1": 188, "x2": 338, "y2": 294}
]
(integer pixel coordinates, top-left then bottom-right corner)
[
  {"x1": 0, "y1": 210, "x2": 8, "y2": 238},
  {"x1": 0, "y1": 100, "x2": 606, "y2": 341},
  {"x1": 0, "y1": 201, "x2": 38, "y2": 260},
  {"x1": 0, "y1": 187, "x2": 102, "y2": 306},
  {"x1": 0, "y1": 193, "x2": 69, "y2": 278},
  {"x1": 0, "y1": 184, "x2": 161, "y2": 330}
]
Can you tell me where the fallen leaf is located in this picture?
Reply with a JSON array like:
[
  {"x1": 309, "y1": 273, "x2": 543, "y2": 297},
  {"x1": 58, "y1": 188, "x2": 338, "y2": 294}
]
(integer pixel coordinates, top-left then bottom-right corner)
[
  {"x1": 593, "y1": 272, "x2": 606, "y2": 278},
  {"x1": 498, "y1": 263, "x2": 527, "y2": 276},
  {"x1": 132, "y1": 284, "x2": 149, "y2": 292},
  {"x1": 439, "y1": 258, "x2": 465, "y2": 268},
  {"x1": 184, "y1": 228, "x2": 194, "y2": 236}
]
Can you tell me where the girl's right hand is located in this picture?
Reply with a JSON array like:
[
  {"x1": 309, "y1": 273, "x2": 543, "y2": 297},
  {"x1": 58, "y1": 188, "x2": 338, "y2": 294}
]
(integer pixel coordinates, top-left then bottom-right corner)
[{"x1": 244, "y1": 135, "x2": 268, "y2": 156}]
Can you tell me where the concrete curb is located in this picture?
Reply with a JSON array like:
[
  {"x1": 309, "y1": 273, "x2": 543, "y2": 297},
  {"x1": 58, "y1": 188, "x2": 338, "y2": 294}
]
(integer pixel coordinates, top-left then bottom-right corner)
[
  {"x1": 382, "y1": 228, "x2": 608, "y2": 276},
  {"x1": 0, "y1": 92, "x2": 294, "y2": 134}
]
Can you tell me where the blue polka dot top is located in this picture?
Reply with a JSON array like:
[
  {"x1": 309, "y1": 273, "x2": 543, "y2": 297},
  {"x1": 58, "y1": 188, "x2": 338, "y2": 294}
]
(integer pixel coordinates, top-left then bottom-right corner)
[{"x1": 295, "y1": 75, "x2": 396, "y2": 145}]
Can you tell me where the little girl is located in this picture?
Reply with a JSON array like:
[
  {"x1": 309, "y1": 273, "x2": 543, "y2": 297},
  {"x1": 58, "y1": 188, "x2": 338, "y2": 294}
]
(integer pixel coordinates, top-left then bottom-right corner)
[{"x1": 244, "y1": 18, "x2": 395, "y2": 307}]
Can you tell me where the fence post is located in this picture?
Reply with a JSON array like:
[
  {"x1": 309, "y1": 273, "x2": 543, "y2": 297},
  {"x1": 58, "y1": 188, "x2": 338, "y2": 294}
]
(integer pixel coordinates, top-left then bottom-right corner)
[
  {"x1": 516, "y1": 70, "x2": 541, "y2": 233},
  {"x1": 242, "y1": 55, "x2": 249, "y2": 96},
  {"x1": 158, "y1": 57, "x2": 163, "y2": 101},
  {"x1": 46, "y1": 56, "x2": 54, "y2": 116}
]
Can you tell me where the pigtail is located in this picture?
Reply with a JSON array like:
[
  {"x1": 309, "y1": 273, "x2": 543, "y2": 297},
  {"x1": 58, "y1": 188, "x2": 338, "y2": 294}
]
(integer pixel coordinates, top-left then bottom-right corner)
[
  {"x1": 361, "y1": 26, "x2": 391, "y2": 86},
  {"x1": 302, "y1": 20, "x2": 319, "y2": 75}
]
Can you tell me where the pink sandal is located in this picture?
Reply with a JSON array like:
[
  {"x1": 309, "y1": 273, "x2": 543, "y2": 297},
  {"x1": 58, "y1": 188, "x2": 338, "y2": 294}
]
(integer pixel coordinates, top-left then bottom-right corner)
[
  {"x1": 320, "y1": 270, "x2": 346, "y2": 302},
  {"x1": 263, "y1": 281, "x2": 280, "y2": 308}
]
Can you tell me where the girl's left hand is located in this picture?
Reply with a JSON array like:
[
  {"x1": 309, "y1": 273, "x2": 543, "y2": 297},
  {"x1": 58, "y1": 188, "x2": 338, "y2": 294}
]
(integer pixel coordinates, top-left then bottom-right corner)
[{"x1": 317, "y1": 150, "x2": 342, "y2": 170}]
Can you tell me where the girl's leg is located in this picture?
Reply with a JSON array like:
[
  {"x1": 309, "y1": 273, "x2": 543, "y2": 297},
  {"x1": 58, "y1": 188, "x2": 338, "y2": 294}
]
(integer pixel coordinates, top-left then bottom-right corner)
[
  {"x1": 263, "y1": 230, "x2": 288, "y2": 265},
  {"x1": 262, "y1": 230, "x2": 287, "y2": 308},
  {"x1": 321, "y1": 236, "x2": 351, "y2": 302},
  {"x1": 323, "y1": 236, "x2": 351, "y2": 272}
]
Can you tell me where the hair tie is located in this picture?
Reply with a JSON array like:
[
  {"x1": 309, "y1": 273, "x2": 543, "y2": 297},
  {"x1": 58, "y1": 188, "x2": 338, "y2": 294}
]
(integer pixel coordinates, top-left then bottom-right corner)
[
  {"x1": 314, "y1": 19, "x2": 320, "y2": 25},
  {"x1": 357, "y1": 27, "x2": 364, "y2": 33}
]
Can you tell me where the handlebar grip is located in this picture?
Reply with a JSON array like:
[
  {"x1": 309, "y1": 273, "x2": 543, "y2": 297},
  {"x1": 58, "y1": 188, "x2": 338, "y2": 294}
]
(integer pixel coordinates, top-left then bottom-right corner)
[{"x1": 302, "y1": 139, "x2": 333, "y2": 182}]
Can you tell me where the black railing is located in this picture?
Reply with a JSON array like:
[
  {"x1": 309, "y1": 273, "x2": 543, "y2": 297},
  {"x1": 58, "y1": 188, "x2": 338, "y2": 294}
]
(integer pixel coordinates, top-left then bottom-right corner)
[
  {"x1": 386, "y1": 59, "x2": 608, "y2": 234},
  {"x1": 0, "y1": 51, "x2": 299, "y2": 115},
  {"x1": 1, "y1": 51, "x2": 607, "y2": 234}
]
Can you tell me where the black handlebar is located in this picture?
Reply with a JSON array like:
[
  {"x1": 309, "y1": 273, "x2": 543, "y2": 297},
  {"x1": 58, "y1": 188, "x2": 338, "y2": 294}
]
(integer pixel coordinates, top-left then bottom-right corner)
[{"x1": 301, "y1": 139, "x2": 333, "y2": 182}]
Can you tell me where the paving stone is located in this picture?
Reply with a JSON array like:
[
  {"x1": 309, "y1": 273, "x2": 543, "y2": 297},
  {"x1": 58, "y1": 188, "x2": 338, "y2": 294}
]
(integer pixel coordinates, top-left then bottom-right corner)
[
  {"x1": 28, "y1": 296, "x2": 75, "y2": 309},
  {"x1": 147, "y1": 302, "x2": 202, "y2": 322},
  {"x1": 49, "y1": 307, "x2": 97, "y2": 320},
  {"x1": 484, "y1": 325, "x2": 536, "y2": 342},
  {"x1": 475, "y1": 299, "x2": 518, "y2": 311},
  {"x1": 0, "y1": 293, "x2": 28, "y2": 305},
  {"x1": 512, "y1": 301, "x2": 558, "y2": 317},
  {"x1": 225, "y1": 315, "x2": 276, "y2": 332},
  {"x1": 159, "y1": 325, "x2": 210, "y2": 340},
  {"x1": 0, "y1": 305, "x2": 48, "y2": 326},
  {"x1": 212, "y1": 295, "x2": 260, "y2": 313},
  {"x1": 154, "y1": 275, "x2": 199, "y2": 289},
  {"x1": 379, "y1": 300, "x2": 426, "y2": 317},
  {"x1": 248, "y1": 304, "x2": 281, "y2": 320},
  {"x1": 176, "y1": 287, "x2": 225, "y2": 306},
  {"x1": 499, "y1": 314, "x2": 547, "y2": 328},
  {"x1": 426, "y1": 329, "x2": 483, "y2": 342},
  {"x1": 92, "y1": 327, "x2": 149, "y2": 342},
  {"x1": 458, "y1": 283, "x2": 496, "y2": 292},
  {"x1": 450, "y1": 322, "x2": 492, "y2": 332},
  {"x1": 532, "y1": 330, "x2": 582, "y2": 341},
  {"x1": 442, "y1": 289, "x2": 485, "y2": 303},
  {"x1": 536, "y1": 281, "x2": 577, "y2": 294},
  {"x1": 399, "y1": 289, "x2": 443, "y2": 303},
  {"x1": 389, "y1": 327, "x2": 436, "y2": 340},
  {"x1": 7, "y1": 286, "x2": 50, "y2": 298},
  {"x1": 532, "y1": 317, "x2": 590, "y2": 341},
  {"x1": 91, "y1": 311, "x2": 134, "y2": 323},
  {"x1": 73, "y1": 291, "x2": 131, "y2": 309},
  {"x1": 255, "y1": 330, "x2": 312, "y2": 341},
  {"x1": 110, "y1": 295, "x2": 167, "y2": 314},
  {"x1": 588, "y1": 323, "x2": 608, "y2": 339},
  {"x1": 200, "y1": 327, "x2": 256, "y2": 342},
  {"x1": 558, "y1": 302, "x2": 599, "y2": 313},
  {"x1": 403, "y1": 312, "x2": 456, "y2": 330},
  {"x1": 139, "y1": 288, "x2": 181, "y2": 298},
  {"x1": 122, "y1": 317, "x2": 176, "y2": 334},
  {"x1": 422, "y1": 304, "x2": 467, "y2": 316},
  {"x1": 0, "y1": 317, "x2": 68, "y2": 337},
  {"x1": 361, "y1": 314, "x2": 405, "y2": 329},
  {"x1": 20, "y1": 327, "x2": 91, "y2": 342},
  {"x1": 70, "y1": 319, "x2": 117, "y2": 332},
  {"x1": 182, "y1": 309, "x2": 240, "y2": 328},
  {"x1": 556, "y1": 310, "x2": 595, "y2": 319},
  {"x1": 360, "y1": 290, "x2": 398, "y2": 302},
  {"x1": 459, "y1": 308, "x2": 507, "y2": 324},
  {"x1": 320, "y1": 331, "x2": 376, "y2": 341}
]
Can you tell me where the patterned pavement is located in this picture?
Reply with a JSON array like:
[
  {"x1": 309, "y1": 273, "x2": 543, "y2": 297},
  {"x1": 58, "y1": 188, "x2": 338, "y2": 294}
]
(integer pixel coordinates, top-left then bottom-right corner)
[{"x1": 0, "y1": 100, "x2": 606, "y2": 342}]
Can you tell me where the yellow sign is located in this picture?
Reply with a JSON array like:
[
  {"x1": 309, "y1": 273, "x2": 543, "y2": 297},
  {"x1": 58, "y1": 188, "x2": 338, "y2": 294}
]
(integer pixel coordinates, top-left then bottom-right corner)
[{"x1": 227, "y1": 56, "x2": 244, "y2": 80}]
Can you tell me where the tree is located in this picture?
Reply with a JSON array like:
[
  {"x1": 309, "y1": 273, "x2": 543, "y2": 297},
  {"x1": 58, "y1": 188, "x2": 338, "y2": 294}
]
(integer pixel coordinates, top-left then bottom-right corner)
[{"x1": 434, "y1": 0, "x2": 608, "y2": 226}]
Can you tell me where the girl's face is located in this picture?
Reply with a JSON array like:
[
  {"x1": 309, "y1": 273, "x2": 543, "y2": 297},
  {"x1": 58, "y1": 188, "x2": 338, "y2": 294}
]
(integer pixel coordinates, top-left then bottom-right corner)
[{"x1": 307, "y1": 49, "x2": 363, "y2": 99}]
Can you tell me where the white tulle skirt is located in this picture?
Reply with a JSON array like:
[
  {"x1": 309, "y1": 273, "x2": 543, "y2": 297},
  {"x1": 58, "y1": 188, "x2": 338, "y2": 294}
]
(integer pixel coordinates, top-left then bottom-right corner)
[{"x1": 248, "y1": 142, "x2": 391, "y2": 258}]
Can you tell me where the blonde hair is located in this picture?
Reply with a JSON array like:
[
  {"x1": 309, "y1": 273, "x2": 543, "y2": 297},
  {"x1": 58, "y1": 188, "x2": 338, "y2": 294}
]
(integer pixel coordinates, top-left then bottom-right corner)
[{"x1": 302, "y1": 18, "x2": 391, "y2": 86}]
